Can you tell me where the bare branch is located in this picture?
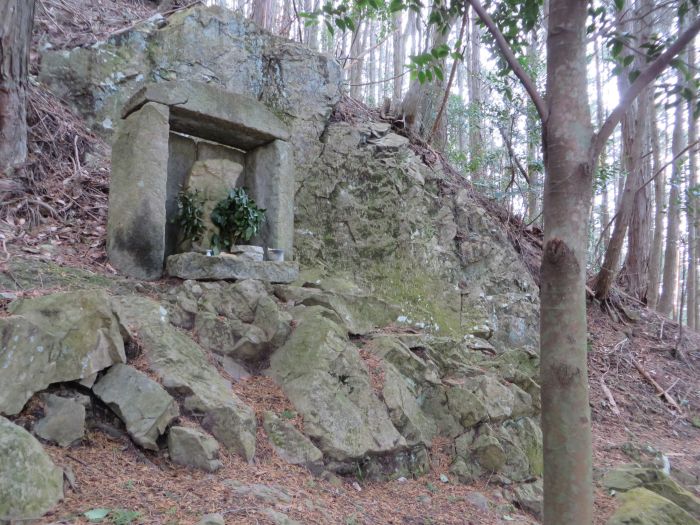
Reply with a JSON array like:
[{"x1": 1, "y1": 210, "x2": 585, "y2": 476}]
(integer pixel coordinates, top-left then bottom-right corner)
[
  {"x1": 465, "y1": 0, "x2": 548, "y2": 122},
  {"x1": 593, "y1": 16, "x2": 700, "y2": 157}
]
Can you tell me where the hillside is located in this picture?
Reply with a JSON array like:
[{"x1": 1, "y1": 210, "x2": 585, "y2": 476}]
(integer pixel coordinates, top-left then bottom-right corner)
[{"x1": 0, "y1": 2, "x2": 699, "y2": 525}]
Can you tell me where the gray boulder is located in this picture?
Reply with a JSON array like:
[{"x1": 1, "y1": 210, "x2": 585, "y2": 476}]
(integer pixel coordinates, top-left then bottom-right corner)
[
  {"x1": 93, "y1": 364, "x2": 179, "y2": 450},
  {"x1": 263, "y1": 411, "x2": 323, "y2": 472},
  {"x1": 382, "y1": 365, "x2": 437, "y2": 447},
  {"x1": 168, "y1": 426, "x2": 222, "y2": 472},
  {"x1": 452, "y1": 417, "x2": 543, "y2": 483},
  {"x1": 194, "y1": 313, "x2": 270, "y2": 363},
  {"x1": 1, "y1": 290, "x2": 126, "y2": 415},
  {"x1": 0, "y1": 416, "x2": 64, "y2": 521},
  {"x1": 34, "y1": 394, "x2": 86, "y2": 447},
  {"x1": 112, "y1": 295, "x2": 257, "y2": 461},
  {"x1": 274, "y1": 280, "x2": 400, "y2": 335},
  {"x1": 607, "y1": 488, "x2": 700, "y2": 525},
  {"x1": 506, "y1": 480, "x2": 543, "y2": 519},
  {"x1": 223, "y1": 480, "x2": 291, "y2": 505},
  {"x1": 269, "y1": 307, "x2": 405, "y2": 464},
  {"x1": 603, "y1": 464, "x2": 700, "y2": 520}
]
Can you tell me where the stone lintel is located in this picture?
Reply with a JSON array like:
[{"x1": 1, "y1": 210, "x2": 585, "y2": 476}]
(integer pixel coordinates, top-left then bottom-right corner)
[
  {"x1": 166, "y1": 253, "x2": 298, "y2": 283},
  {"x1": 122, "y1": 81, "x2": 290, "y2": 150}
]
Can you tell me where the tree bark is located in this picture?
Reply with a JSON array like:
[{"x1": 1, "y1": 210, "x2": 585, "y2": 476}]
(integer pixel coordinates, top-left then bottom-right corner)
[
  {"x1": 349, "y1": 22, "x2": 366, "y2": 99},
  {"x1": 367, "y1": 19, "x2": 377, "y2": 104},
  {"x1": 0, "y1": 0, "x2": 36, "y2": 175},
  {"x1": 647, "y1": 103, "x2": 665, "y2": 308},
  {"x1": 540, "y1": 1, "x2": 594, "y2": 522},
  {"x1": 687, "y1": 40, "x2": 698, "y2": 328},
  {"x1": 468, "y1": 13, "x2": 483, "y2": 180},
  {"x1": 594, "y1": 36, "x2": 610, "y2": 250},
  {"x1": 526, "y1": 32, "x2": 540, "y2": 224},
  {"x1": 594, "y1": 3, "x2": 652, "y2": 301},
  {"x1": 658, "y1": 95, "x2": 685, "y2": 317},
  {"x1": 392, "y1": 12, "x2": 405, "y2": 105},
  {"x1": 252, "y1": 0, "x2": 272, "y2": 29}
]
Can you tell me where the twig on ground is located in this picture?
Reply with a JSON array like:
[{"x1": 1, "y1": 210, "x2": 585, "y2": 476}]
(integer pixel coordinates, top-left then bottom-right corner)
[{"x1": 629, "y1": 356, "x2": 683, "y2": 413}]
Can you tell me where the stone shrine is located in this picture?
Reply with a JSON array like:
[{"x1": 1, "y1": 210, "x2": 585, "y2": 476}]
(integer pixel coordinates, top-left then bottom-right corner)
[{"x1": 106, "y1": 81, "x2": 295, "y2": 280}]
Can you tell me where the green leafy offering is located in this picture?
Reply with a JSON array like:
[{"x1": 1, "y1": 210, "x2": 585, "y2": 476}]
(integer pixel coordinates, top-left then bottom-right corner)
[
  {"x1": 210, "y1": 187, "x2": 266, "y2": 253},
  {"x1": 175, "y1": 188, "x2": 205, "y2": 244}
]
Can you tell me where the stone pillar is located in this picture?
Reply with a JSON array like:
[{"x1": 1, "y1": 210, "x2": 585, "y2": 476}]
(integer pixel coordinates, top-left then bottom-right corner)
[
  {"x1": 165, "y1": 133, "x2": 196, "y2": 258},
  {"x1": 107, "y1": 102, "x2": 170, "y2": 280},
  {"x1": 245, "y1": 139, "x2": 294, "y2": 258}
]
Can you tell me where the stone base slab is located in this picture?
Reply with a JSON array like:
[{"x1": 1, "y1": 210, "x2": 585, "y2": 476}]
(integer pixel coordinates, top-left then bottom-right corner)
[{"x1": 167, "y1": 252, "x2": 298, "y2": 283}]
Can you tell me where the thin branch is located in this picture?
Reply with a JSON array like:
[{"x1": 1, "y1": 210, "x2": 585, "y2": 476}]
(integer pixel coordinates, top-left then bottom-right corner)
[
  {"x1": 497, "y1": 124, "x2": 530, "y2": 184},
  {"x1": 593, "y1": 16, "x2": 700, "y2": 157},
  {"x1": 347, "y1": 69, "x2": 409, "y2": 87},
  {"x1": 465, "y1": 0, "x2": 547, "y2": 122},
  {"x1": 342, "y1": 29, "x2": 396, "y2": 70}
]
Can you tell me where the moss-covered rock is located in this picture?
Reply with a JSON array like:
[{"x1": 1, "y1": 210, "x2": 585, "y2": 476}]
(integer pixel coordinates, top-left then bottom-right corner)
[
  {"x1": 603, "y1": 464, "x2": 700, "y2": 520},
  {"x1": 0, "y1": 416, "x2": 64, "y2": 521},
  {"x1": 607, "y1": 488, "x2": 700, "y2": 525},
  {"x1": 112, "y1": 295, "x2": 256, "y2": 461},
  {"x1": 1, "y1": 290, "x2": 126, "y2": 415},
  {"x1": 263, "y1": 411, "x2": 323, "y2": 472},
  {"x1": 269, "y1": 307, "x2": 405, "y2": 465}
]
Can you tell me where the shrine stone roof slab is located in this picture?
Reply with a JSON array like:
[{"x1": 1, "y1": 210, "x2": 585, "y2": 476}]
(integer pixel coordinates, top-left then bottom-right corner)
[{"x1": 122, "y1": 81, "x2": 290, "y2": 150}]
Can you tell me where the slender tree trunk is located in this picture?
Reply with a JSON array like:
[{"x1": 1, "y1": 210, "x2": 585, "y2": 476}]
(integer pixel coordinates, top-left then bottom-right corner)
[
  {"x1": 457, "y1": 63, "x2": 467, "y2": 153},
  {"x1": 593, "y1": 89, "x2": 650, "y2": 300},
  {"x1": 392, "y1": 12, "x2": 405, "y2": 106},
  {"x1": 0, "y1": 0, "x2": 36, "y2": 175},
  {"x1": 648, "y1": 103, "x2": 665, "y2": 308},
  {"x1": 594, "y1": 4, "x2": 652, "y2": 300},
  {"x1": 349, "y1": 22, "x2": 366, "y2": 100},
  {"x1": 468, "y1": 13, "x2": 483, "y2": 180},
  {"x1": 619, "y1": 0, "x2": 654, "y2": 301},
  {"x1": 595, "y1": 36, "x2": 610, "y2": 250},
  {"x1": 658, "y1": 96, "x2": 685, "y2": 316},
  {"x1": 540, "y1": 0, "x2": 594, "y2": 522},
  {"x1": 252, "y1": 0, "x2": 271, "y2": 29},
  {"x1": 383, "y1": 33, "x2": 391, "y2": 101},
  {"x1": 687, "y1": 41, "x2": 698, "y2": 328},
  {"x1": 367, "y1": 19, "x2": 377, "y2": 105},
  {"x1": 526, "y1": 32, "x2": 540, "y2": 225}
]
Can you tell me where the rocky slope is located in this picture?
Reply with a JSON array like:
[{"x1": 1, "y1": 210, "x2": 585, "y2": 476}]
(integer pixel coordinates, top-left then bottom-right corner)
[{"x1": 1, "y1": 3, "x2": 698, "y2": 525}]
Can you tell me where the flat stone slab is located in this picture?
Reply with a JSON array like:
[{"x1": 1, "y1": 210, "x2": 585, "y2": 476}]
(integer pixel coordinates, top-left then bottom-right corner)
[
  {"x1": 122, "y1": 81, "x2": 290, "y2": 150},
  {"x1": 166, "y1": 253, "x2": 299, "y2": 283}
]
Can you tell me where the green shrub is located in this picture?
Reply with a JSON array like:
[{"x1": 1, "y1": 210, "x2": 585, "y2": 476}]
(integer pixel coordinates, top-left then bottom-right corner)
[{"x1": 211, "y1": 187, "x2": 266, "y2": 253}]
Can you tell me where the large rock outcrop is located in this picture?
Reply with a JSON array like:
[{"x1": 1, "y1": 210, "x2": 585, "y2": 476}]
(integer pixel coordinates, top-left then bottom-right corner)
[
  {"x1": 39, "y1": 5, "x2": 341, "y2": 164},
  {"x1": 296, "y1": 121, "x2": 539, "y2": 350}
]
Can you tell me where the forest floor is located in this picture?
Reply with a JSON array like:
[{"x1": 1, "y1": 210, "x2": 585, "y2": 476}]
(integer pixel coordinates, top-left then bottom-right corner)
[{"x1": 1, "y1": 1, "x2": 699, "y2": 523}]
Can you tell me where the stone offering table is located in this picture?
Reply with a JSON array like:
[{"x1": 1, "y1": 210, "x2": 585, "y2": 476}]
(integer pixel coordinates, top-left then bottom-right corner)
[{"x1": 166, "y1": 253, "x2": 298, "y2": 283}]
